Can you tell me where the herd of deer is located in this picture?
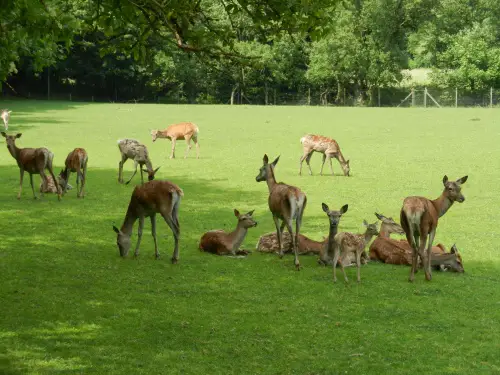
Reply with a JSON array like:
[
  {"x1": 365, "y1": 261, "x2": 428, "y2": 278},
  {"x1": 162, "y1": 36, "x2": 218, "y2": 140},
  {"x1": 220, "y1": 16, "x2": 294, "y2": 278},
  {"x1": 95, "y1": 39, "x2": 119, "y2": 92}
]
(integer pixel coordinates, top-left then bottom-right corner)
[{"x1": 1, "y1": 108, "x2": 466, "y2": 283}]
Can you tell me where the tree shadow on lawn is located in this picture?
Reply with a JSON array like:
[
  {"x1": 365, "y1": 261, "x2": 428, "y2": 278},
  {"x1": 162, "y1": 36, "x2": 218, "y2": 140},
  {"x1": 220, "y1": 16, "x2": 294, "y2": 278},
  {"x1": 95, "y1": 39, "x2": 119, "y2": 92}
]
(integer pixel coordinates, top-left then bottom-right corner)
[{"x1": 0, "y1": 99, "x2": 89, "y2": 114}]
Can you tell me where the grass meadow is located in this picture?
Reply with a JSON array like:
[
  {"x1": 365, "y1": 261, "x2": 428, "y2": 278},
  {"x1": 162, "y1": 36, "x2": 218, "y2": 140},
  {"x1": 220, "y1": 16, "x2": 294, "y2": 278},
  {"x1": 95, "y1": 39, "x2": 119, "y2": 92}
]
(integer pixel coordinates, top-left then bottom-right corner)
[{"x1": 0, "y1": 100, "x2": 499, "y2": 374}]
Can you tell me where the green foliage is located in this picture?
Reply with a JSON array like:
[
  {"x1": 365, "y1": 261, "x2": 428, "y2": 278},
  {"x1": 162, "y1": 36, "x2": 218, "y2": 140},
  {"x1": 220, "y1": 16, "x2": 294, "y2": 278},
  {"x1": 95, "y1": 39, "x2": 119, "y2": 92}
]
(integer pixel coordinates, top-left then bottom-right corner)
[{"x1": 1, "y1": 102, "x2": 500, "y2": 373}]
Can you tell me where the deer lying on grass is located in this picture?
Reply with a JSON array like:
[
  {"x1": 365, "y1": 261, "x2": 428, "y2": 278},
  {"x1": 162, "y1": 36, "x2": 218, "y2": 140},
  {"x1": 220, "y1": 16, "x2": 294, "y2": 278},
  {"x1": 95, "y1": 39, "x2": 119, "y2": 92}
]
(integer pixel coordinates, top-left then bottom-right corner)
[
  {"x1": 1, "y1": 109, "x2": 11, "y2": 130},
  {"x1": 369, "y1": 213, "x2": 464, "y2": 272},
  {"x1": 1, "y1": 132, "x2": 61, "y2": 200},
  {"x1": 299, "y1": 134, "x2": 350, "y2": 176},
  {"x1": 59, "y1": 148, "x2": 88, "y2": 198},
  {"x1": 333, "y1": 220, "x2": 379, "y2": 283},
  {"x1": 151, "y1": 122, "x2": 200, "y2": 159},
  {"x1": 199, "y1": 209, "x2": 257, "y2": 256},
  {"x1": 401, "y1": 175, "x2": 468, "y2": 282},
  {"x1": 117, "y1": 139, "x2": 159, "y2": 185},
  {"x1": 40, "y1": 175, "x2": 72, "y2": 194},
  {"x1": 112, "y1": 180, "x2": 183, "y2": 263},
  {"x1": 256, "y1": 154, "x2": 307, "y2": 270}
]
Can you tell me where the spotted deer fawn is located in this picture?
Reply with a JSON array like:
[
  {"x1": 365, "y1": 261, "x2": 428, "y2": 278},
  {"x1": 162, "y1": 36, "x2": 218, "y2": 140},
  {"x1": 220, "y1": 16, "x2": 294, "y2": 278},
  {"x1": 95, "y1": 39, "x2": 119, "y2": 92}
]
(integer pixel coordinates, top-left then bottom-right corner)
[
  {"x1": 400, "y1": 175, "x2": 467, "y2": 282},
  {"x1": 40, "y1": 175, "x2": 72, "y2": 195},
  {"x1": 117, "y1": 139, "x2": 159, "y2": 185},
  {"x1": 59, "y1": 148, "x2": 88, "y2": 198},
  {"x1": 1, "y1": 132, "x2": 61, "y2": 200},
  {"x1": 299, "y1": 134, "x2": 350, "y2": 176},
  {"x1": 113, "y1": 180, "x2": 183, "y2": 263},
  {"x1": 256, "y1": 154, "x2": 307, "y2": 270},
  {"x1": 199, "y1": 209, "x2": 257, "y2": 256},
  {"x1": 151, "y1": 122, "x2": 200, "y2": 159},
  {"x1": 333, "y1": 220, "x2": 379, "y2": 283},
  {"x1": 369, "y1": 213, "x2": 464, "y2": 272},
  {"x1": 1, "y1": 109, "x2": 11, "y2": 130}
]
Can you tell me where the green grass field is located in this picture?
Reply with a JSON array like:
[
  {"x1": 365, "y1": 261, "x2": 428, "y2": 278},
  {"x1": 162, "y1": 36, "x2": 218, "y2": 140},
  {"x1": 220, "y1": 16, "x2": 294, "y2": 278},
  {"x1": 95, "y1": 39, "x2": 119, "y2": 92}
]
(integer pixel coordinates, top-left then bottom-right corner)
[{"x1": 1, "y1": 101, "x2": 499, "y2": 374}]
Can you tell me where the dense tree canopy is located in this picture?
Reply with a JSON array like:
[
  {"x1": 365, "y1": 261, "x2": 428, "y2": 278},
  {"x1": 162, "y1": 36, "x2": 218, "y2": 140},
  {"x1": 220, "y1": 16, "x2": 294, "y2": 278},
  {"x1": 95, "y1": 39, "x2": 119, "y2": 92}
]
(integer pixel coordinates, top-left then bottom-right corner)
[{"x1": 3, "y1": 0, "x2": 500, "y2": 104}]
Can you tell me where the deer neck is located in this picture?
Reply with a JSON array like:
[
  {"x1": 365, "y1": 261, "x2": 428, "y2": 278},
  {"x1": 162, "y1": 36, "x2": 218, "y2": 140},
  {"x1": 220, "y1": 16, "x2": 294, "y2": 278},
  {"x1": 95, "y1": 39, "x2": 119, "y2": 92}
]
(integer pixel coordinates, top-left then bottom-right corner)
[
  {"x1": 228, "y1": 222, "x2": 248, "y2": 251},
  {"x1": 7, "y1": 142, "x2": 21, "y2": 161},
  {"x1": 432, "y1": 191, "x2": 454, "y2": 217},
  {"x1": 430, "y1": 252, "x2": 456, "y2": 266},
  {"x1": 363, "y1": 231, "x2": 377, "y2": 246},
  {"x1": 144, "y1": 158, "x2": 153, "y2": 172},
  {"x1": 265, "y1": 168, "x2": 278, "y2": 193},
  {"x1": 120, "y1": 207, "x2": 137, "y2": 236},
  {"x1": 326, "y1": 223, "x2": 339, "y2": 251}
]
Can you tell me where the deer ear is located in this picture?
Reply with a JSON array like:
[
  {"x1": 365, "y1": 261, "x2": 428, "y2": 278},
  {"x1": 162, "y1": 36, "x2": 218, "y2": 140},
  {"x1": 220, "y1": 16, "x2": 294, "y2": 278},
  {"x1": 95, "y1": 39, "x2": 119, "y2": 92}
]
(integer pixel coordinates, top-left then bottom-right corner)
[
  {"x1": 15, "y1": 133, "x2": 22, "y2": 138},
  {"x1": 442, "y1": 175, "x2": 449, "y2": 185},
  {"x1": 234, "y1": 209, "x2": 240, "y2": 217},
  {"x1": 247, "y1": 209, "x2": 255, "y2": 216},
  {"x1": 112, "y1": 225, "x2": 120, "y2": 234},
  {"x1": 263, "y1": 154, "x2": 269, "y2": 164},
  {"x1": 154, "y1": 167, "x2": 161, "y2": 173},
  {"x1": 8, "y1": 111, "x2": 11, "y2": 114},
  {"x1": 456, "y1": 175, "x2": 468, "y2": 185},
  {"x1": 1, "y1": 132, "x2": 6, "y2": 138},
  {"x1": 271, "y1": 155, "x2": 280, "y2": 167},
  {"x1": 340, "y1": 204, "x2": 348, "y2": 214},
  {"x1": 363, "y1": 220, "x2": 368, "y2": 227},
  {"x1": 322, "y1": 203, "x2": 329, "y2": 212},
  {"x1": 450, "y1": 244, "x2": 457, "y2": 253},
  {"x1": 375, "y1": 212, "x2": 383, "y2": 220},
  {"x1": 346, "y1": 160, "x2": 350, "y2": 165}
]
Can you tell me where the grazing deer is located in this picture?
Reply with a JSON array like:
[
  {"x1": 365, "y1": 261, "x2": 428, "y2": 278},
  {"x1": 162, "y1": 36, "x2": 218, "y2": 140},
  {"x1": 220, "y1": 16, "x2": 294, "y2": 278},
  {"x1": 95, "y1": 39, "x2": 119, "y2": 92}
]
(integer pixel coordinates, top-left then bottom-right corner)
[
  {"x1": 299, "y1": 134, "x2": 350, "y2": 176},
  {"x1": 40, "y1": 175, "x2": 72, "y2": 194},
  {"x1": 199, "y1": 209, "x2": 257, "y2": 256},
  {"x1": 400, "y1": 175, "x2": 468, "y2": 282},
  {"x1": 59, "y1": 148, "x2": 88, "y2": 198},
  {"x1": 333, "y1": 220, "x2": 379, "y2": 283},
  {"x1": 112, "y1": 180, "x2": 183, "y2": 263},
  {"x1": 369, "y1": 213, "x2": 464, "y2": 272},
  {"x1": 117, "y1": 139, "x2": 159, "y2": 185},
  {"x1": 151, "y1": 122, "x2": 200, "y2": 159},
  {"x1": 1, "y1": 109, "x2": 11, "y2": 130},
  {"x1": 1, "y1": 132, "x2": 61, "y2": 200},
  {"x1": 256, "y1": 154, "x2": 307, "y2": 270}
]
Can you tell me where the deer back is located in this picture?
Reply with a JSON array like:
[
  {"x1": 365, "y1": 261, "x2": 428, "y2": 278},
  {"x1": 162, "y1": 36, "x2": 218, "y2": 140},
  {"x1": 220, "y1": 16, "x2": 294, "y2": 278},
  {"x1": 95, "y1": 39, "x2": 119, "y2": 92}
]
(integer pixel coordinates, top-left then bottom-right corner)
[
  {"x1": 301, "y1": 134, "x2": 339, "y2": 154},
  {"x1": 199, "y1": 230, "x2": 230, "y2": 254},
  {"x1": 65, "y1": 148, "x2": 87, "y2": 170},
  {"x1": 268, "y1": 183, "x2": 305, "y2": 220},
  {"x1": 165, "y1": 122, "x2": 198, "y2": 139},
  {"x1": 130, "y1": 180, "x2": 183, "y2": 215}
]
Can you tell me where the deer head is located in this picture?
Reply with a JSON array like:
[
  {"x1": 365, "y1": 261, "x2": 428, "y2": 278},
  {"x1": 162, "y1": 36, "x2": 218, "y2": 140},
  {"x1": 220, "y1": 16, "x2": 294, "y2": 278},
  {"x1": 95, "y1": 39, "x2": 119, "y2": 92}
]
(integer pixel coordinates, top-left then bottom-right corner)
[
  {"x1": 1, "y1": 132, "x2": 21, "y2": 154},
  {"x1": 443, "y1": 175, "x2": 468, "y2": 203},
  {"x1": 255, "y1": 154, "x2": 279, "y2": 182},
  {"x1": 374, "y1": 212, "x2": 405, "y2": 235},
  {"x1": 322, "y1": 203, "x2": 348, "y2": 228},
  {"x1": 446, "y1": 244, "x2": 465, "y2": 273},
  {"x1": 363, "y1": 220, "x2": 379, "y2": 236},
  {"x1": 58, "y1": 168, "x2": 71, "y2": 192},
  {"x1": 234, "y1": 209, "x2": 258, "y2": 228},
  {"x1": 142, "y1": 166, "x2": 161, "y2": 181},
  {"x1": 342, "y1": 160, "x2": 351, "y2": 177},
  {"x1": 112, "y1": 225, "x2": 131, "y2": 257}
]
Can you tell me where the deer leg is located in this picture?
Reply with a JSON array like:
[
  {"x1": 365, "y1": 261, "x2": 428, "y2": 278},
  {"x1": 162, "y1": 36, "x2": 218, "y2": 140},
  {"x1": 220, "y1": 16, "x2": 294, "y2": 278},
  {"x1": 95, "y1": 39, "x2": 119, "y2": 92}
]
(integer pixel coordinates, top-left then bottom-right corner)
[
  {"x1": 161, "y1": 211, "x2": 180, "y2": 264},
  {"x1": 332, "y1": 247, "x2": 342, "y2": 283},
  {"x1": 192, "y1": 134, "x2": 200, "y2": 159},
  {"x1": 125, "y1": 161, "x2": 139, "y2": 185},
  {"x1": 184, "y1": 136, "x2": 192, "y2": 159},
  {"x1": 320, "y1": 154, "x2": 326, "y2": 175},
  {"x1": 299, "y1": 152, "x2": 308, "y2": 175},
  {"x1": 356, "y1": 250, "x2": 362, "y2": 283},
  {"x1": 424, "y1": 230, "x2": 435, "y2": 281},
  {"x1": 140, "y1": 166, "x2": 145, "y2": 185},
  {"x1": 80, "y1": 162, "x2": 87, "y2": 197},
  {"x1": 328, "y1": 156, "x2": 335, "y2": 176},
  {"x1": 118, "y1": 156, "x2": 127, "y2": 183},
  {"x1": 284, "y1": 219, "x2": 299, "y2": 270},
  {"x1": 29, "y1": 173, "x2": 37, "y2": 199},
  {"x1": 150, "y1": 214, "x2": 159, "y2": 258},
  {"x1": 65, "y1": 171, "x2": 72, "y2": 195},
  {"x1": 77, "y1": 171, "x2": 85, "y2": 198},
  {"x1": 134, "y1": 216, "x2": 145, "y2": 257},
  {"x1": 170, "y1": 138, "x2": 177, "y2": 159},
  {"x1": 303, "y1": 153, "x2": 313, "y2": 175},
  {"x1": 272, "y1": 216, "x2": 284, "y2": 258},
  {"x1": 17, "y1": 169, "x2": 25, "y2": 199}
]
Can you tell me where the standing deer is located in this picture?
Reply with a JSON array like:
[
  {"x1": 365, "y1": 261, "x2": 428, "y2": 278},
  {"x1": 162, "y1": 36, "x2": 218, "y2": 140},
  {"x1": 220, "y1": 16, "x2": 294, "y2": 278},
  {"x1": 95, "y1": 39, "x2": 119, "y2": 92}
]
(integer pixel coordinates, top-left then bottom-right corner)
[
  {"x1": 1, "y1": 132, "x2": 61, "y2": 200},
  {"x1": 112, "y1": 180, "x2": 183, "y2": 263},
  {"x1": 318, "y1": 203, "x2": 351, "y2": 266},
  {"x1": 59, "y1": 148, "x2": 88, "y2": 198},
  {"x1": 256, "y1": 154, "x2": 307, "y2": 270},
  {"x1": 117, "y1": 139, "x2": 159, "y2": 185},
  {"x1": 299, "y1": 134, "x2": 350, "y2": 176},
  {"x1": 199, "y1": 209, "x2": 257, "y2": 256},
  {"x1": 400, "y1": 175, "x2": 468, "y2": 282},
  {"x1": 333, "y1": 220, "x2": 379, "y2": 283},
  {"x1": 151, "y1": 122, "x2": 200, "y2": 159},
  {"x1": 369, "y1": 213, "x2": 464, "y2": 272},
  {"x1": 1, "y1": 109, "x2": 11, "y2": 130}
]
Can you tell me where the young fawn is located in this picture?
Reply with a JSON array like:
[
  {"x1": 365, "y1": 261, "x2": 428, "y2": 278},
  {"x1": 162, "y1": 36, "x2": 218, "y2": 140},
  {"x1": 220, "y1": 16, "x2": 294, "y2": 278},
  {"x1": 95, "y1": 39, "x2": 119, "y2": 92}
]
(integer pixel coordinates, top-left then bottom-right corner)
[
  {"x1": 199, "y1": 209, "x2": 257, "y2": 256},
  {"x1": 333, "y1": 220, "x2": 379, "y2": 283}
]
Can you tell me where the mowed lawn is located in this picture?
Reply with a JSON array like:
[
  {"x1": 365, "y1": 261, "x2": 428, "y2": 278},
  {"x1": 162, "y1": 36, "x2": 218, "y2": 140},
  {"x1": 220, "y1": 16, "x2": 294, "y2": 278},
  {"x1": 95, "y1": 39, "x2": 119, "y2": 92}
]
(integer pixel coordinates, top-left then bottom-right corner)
[{"x1": 0, "y1": 101, "x2": 499, "y2": 374}]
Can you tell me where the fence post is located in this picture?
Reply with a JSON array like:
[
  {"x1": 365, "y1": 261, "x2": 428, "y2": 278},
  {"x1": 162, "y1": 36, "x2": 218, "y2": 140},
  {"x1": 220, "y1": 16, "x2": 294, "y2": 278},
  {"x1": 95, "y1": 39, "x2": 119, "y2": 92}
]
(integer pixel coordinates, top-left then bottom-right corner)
[
  {"x1": 490, "y1": 87, "x2": 493, "y2": 108},
  {"x1": 91, "y1": 95, "x2": 94, "y2": 102},
  {"x1": 411, "y1": 88, "x2": 415, "y2": 107},
  {"x1": 378, "y1": 87, "x2": 381, "y2": 107},
  {"x1": 455, "y1": 88, "x2": 458, "y2": 108},
  {"x1": 424, "y1": 87, "x2": 427, "y2": 107},
  {"x1": 69, "y1": 93, "x2": 72, "y2": 101},
  {"x1": 308, "y1": 87, "x2": 311, "y2": 106},
  {"x1": 47, "y1": 67, "x2": 50, "y2": 100}
]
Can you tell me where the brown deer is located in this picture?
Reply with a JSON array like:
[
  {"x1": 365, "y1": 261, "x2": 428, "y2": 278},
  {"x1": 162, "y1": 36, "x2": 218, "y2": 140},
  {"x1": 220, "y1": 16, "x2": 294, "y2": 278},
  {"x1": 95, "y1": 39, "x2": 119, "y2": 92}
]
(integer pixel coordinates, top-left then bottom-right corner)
[
  {"x1": 112, "y1": 180, "x2": 183, "y2": 263},
  {"x1": 151, "y1": 122, "x2": 200, "y2": 159},
  {"x1": 369, "y1": 213, "x2": 464, "y2": 272},
  {"x1": 299, "y1": 134, "x2": 350, "y2": 176},
  {"x1": 1, "y1": 132, "x2": 61, "y2": 200},
  {"x1": 199, "y1": 209, "x2": 257, "y2": 256},
  {"x1": 1, "y1": 109, "x2": 11, "y2": 130},
  {"x1": 318, "y1": 203, "x2": 352, "y2": 266},
  {"x1": 59, "y1": 148, "x2": 88, "y2": 198},
  {"x1": 256, "y1": 154, "x2": 307, "y2": 270},
  {"x1": 117, "y1": 139, "x2": 159, "y2": 185},
  {"x1": 400, "y1": 175, "x2": 468, "y2": 282},
  {"x1": 333, "y1": 220, "x2": 379, "y2": 283},
  {"x1": 39, "y1": 175, "x2": 72, "y2": 194}
]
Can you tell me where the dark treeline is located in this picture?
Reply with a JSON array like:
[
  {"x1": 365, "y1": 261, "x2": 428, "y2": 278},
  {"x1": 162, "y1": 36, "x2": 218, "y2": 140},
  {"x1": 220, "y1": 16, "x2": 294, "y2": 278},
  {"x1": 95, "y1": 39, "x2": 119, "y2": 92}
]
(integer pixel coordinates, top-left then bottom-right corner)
[{"x1": 3, "y1": 0, "x2": 500, "y2": 104}]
